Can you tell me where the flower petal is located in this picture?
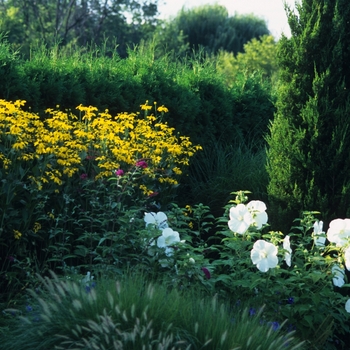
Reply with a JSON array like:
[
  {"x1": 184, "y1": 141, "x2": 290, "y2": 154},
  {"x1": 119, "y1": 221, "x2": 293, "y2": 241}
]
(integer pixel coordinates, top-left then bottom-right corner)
[
  {"x1": 345, "y1": 299, "x2": 350, "y2": 313},
  {"x1": 247, "y1": 200, "x2": 267, "y2": 212},
  {"x1": 157, "y1": 236, "x2": 166, "y2": 248},
  {"x1": 345, "y1": 247, "x2": 350, "y2": 271},
  {"x1": 144, "y1": 212, "x2": 156, "y2": 226},
  {"x1": 332, "y1": 265, "x2": 345, "y2": 287}
]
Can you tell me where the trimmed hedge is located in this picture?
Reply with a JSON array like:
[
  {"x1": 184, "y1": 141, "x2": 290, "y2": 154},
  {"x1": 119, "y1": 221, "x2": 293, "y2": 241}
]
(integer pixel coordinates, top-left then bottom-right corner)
[{"x1": 0, "y1": 39, "x2": 275, "y2": 149}]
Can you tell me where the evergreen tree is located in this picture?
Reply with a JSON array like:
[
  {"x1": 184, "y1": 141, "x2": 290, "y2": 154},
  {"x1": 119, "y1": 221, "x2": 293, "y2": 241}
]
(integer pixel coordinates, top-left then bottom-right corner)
[{"x1": 266, "y1": 0, "x2": 350, "y2": 230}]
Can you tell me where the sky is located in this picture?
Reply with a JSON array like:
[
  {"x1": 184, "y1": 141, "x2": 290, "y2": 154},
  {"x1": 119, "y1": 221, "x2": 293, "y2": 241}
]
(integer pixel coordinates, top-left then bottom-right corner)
[{"x1": 157, "y1": 0, "x2": 297, "y2": 39}]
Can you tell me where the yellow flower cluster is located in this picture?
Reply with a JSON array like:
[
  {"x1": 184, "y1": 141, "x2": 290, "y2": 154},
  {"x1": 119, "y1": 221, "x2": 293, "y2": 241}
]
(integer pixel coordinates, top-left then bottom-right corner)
[
  {"x1": 33, "y1": 222, "x2": 41, "y2": 233},
  {"x1": 0, "y1": 99, "x2": 202, "y2": 189},
  {"x1": 13, "y1": 230, "x2": 22, "y2": 240}
]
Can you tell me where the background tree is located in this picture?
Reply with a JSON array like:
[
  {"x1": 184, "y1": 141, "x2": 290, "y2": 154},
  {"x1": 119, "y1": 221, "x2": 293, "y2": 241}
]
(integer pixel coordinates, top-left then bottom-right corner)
[
  {"x1": 216, "y1": 34, "x2": 278, "y2": 87},
  {"x1": 0, "y1": 0, "x2": 159, "y2": 57},
  {"x1": 153, "y1": 4, "x2": 270, "y2": 57},
  {"x1": 266, "y1": 0, "x2": 350, "y2": 230}
]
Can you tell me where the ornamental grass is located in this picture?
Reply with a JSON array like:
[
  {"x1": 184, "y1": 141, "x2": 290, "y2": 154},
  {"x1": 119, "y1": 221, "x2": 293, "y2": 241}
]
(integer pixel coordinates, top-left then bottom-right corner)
[{"x1": 2, "y1": 272, "x2": 305, "y2": 350}]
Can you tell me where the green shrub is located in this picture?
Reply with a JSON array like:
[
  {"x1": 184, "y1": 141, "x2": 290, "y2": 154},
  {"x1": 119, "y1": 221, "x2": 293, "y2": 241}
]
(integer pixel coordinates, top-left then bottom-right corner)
[
  {"x1": 210, "y1": 192, "x2": 350, "y2": 349},
  {"x1": 216, "y1": 35, "x2": 279, "y2": 85},
  {"x1": 0, "y1": 99, "x2": 200, "y2": 301}
]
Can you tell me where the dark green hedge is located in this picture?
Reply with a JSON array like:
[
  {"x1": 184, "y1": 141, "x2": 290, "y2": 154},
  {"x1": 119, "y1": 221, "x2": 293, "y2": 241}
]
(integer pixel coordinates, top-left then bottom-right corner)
[{"x1": 0, "y1": 39, "x2": 275, "y2": 149}]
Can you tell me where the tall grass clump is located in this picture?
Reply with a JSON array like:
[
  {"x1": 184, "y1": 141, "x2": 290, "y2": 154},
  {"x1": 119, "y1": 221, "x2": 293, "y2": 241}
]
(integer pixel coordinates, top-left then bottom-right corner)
[
  {"x1": 2, "y1": 272, "x2": 305, "y2": 350},
  {"x1": 181, "y1": 140, "x2": 268, "y2": 216}
]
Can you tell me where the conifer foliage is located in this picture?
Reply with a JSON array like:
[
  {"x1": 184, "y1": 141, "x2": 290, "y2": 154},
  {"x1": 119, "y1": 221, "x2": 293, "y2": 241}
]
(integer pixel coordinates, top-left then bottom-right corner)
[{"x1": 266, "y1": 0, "x2": 350, "y2": 228}]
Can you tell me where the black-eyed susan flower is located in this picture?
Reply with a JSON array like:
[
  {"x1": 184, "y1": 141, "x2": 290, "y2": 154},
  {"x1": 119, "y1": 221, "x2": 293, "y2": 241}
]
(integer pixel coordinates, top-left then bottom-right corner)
[{"x1": 13, "y1": 230, "x2": 22, "y2": 240}]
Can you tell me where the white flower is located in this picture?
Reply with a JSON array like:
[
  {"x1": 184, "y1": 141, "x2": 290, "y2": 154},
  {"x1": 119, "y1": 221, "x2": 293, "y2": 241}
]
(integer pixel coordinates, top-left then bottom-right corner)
[
  {"x1": 344, "y1": 246, "x2": 350, "y2": 271},
  {"x1": 332, "y1": 265, "x2": 345, "y2": 288},
  {"x1": 81, "y1": 271, "x2": 94, "y2": 285},
  {"x1": 158, "y1": 258, "x2": 169, "y2": 267},
  {"x1": 144, "y1": 212, "x2": 168, "y2": 230},
  {"x1": 250, "y1": 239, "x2": 278, "y2": 272},
  {"x1": 228, "y1": 204, "x2": 253, "y2": 234},
  {"x1": 189, "y1": 257, "x2": 195, "y2": 264},
  {"x1": 313, "y1": 220, "x2": 325, "y2": 247},
  {"x1": 157, "y1": 227, "x2": 180, "y2": 256},
  {"x1": 283, "y1": 235, "x2": 292, "y2": 267},
  {"x1": 345, "y1": 299, "x2": 350, "y2": 313},
  {"x1": 247, "y1": 200, "x2": 268, "y2": 229},
  {"x1": 327, "y1": 218, "x2": 350, "y2": 247}
]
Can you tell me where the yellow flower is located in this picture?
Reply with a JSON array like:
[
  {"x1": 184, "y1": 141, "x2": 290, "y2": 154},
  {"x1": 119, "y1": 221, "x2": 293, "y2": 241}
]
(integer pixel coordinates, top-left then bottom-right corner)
[
  {"x1": 1, "y1": 99, "x2": 201, "y2": 191},
  {"x1": 139, "y1": 184, "x2": 153, "y2": 196},
  {"x1": 33, "y1": 222, "x2": 41, "y2": 233},
  {"x1": 157, "y1": 105, "x2": 169, "y2": 113},
  {"x1": 13, "y1": 230, "x2": 22, "y2": 240},
  {"x1": 172, "y1": 167, "x2": 182, "y2": 175},
  {"x1": 140, "y1": 101, "x2": 152, "y2": 111}
]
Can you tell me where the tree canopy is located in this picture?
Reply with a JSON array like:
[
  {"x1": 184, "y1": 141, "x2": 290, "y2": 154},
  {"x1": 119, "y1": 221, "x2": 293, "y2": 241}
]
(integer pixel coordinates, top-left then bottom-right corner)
[
  {"x1": 151, "y1": 4, "x2": 270, "y2": 57},
  {"x1": 0, "y1": 0, "x2": 159, "y2": 57}
]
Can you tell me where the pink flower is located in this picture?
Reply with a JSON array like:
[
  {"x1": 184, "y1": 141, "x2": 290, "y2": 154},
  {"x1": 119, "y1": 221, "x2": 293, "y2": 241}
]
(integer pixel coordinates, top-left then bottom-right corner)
[
  {"x1": 148, "y1": 191, "x2": 159, "y2": 197},
  {"x1": 80, "y1": 173, "x2": 88, "y2": 180},
  {"x1": 115, "y1": 169, "x2": 124, "y2": 176},
  {"x1": 136, "y1": 160, "x2": 148, "y2": 169},
  {"x1": 201, "y1": 267, "x2": 211, "y2": 279}
]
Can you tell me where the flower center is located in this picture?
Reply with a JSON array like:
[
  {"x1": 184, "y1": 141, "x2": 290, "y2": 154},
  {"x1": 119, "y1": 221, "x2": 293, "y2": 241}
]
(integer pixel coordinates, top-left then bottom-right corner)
[{"x1": 261, "y1": 252, "x2": 267, "y2": 259}]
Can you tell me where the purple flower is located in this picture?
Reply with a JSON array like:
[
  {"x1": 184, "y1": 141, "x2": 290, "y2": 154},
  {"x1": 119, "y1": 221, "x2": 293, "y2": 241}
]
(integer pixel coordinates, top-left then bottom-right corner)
[
  {"x1": 287, "y1": 324, "x2": 296, "y2": 332},
  {"x1": 85, "y1": 281, "x2": 96, "y2": 293},
  {"x1": 80, "y1": 173, "x2": 88, "y2": 180},
  {"x1": 201, "y1": 267, "x2": 211, "y2": 279},
  {"x1": 135, "y1": 160, "x2": 148, "y2": 169},
  {"x1": 249, "y1": 307, "x2": 256, "y2": 316},
  {"x1": 287, "y1": 297, "x2": 294, "y2": 304},
  {"x1": 7, "y1": 256, "x2": 15, "y2": 262},
  {"x1": 115, "y1": 169, "x2": 124, "y2": 176},
  {"x1": 269, "y1": 321, "x2": 280, "y2": 331},
  {"x1": 26, "y1": 305, "x2": 33, "y2": 312}
]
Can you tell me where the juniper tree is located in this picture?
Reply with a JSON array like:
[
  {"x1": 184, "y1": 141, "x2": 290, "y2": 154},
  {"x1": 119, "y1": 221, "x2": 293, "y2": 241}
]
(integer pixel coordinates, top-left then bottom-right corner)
[{"x1": 266, "y1": 0, "x2": 350, "y2": 229}]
